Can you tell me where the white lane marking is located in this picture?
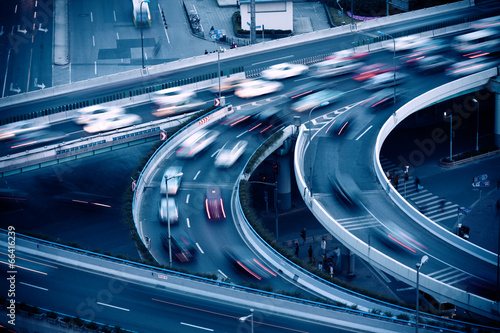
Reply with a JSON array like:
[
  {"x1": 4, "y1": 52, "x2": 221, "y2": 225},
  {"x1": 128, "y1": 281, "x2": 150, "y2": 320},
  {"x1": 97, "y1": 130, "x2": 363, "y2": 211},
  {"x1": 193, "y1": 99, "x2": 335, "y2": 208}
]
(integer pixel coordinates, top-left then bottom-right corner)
[
  {"x1": 186, "y1": 194, "x2": 190, "y2": 204},
  {"x1": 236, "y1": 131, "x2": 247, "y2": 138},
  {"x1": 116, "y1": 32, "x2": 119, "y2": 40},
  {"x1": 355, "y1": 125, "x2": 372, "y2": 141},
  {"x1": 96, "y1": 302, "x2": 130, "y2": 312},
  {"x1": 92, "y1": 35, "x2": 95, "y2": 47},
  {"x1": 180, "y1": 322, "x2": 213, "y2": 331},
  {"x1": 19, "y1": 282, "x2": 48, "y2": 291},
  {"x1": 218, "y1": 269, "x2": 228, "y2": 279},
  {"x1": 252, "y1": 55, "x2": 293, "y2": 66},
  {"x1": 186, "y1": 218, "x2": 191, "y2": 228},
  {"x1": 90, "y1": 11, "x2": 93, "y2": 23},
  {"x1": 15, "y1": 5, "x2": 18, "y2": 13},
  {"x1": 196, "y1": 243, "x2": 204, "y2": 254},
  {"x1": 193, "y1": 170, "x2": 201, "y2": 180},
  {"x1": 211, "y1": 148, "x2": 220, "y2": 158},
  {"x1": 94, "y1": 61, "x2": 97, "y2": 75},
  {"x1": 113, "y1": 10, "x2": 116, "y2": 22}
]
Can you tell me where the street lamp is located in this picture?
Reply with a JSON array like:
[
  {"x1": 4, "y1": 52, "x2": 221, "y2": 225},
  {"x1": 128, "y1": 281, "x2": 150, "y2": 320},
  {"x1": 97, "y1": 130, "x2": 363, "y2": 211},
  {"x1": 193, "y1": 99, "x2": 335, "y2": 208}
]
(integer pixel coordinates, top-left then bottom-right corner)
[
  {"x1": 239, "y1": 309, "x2": 254, "y2": 333},
  {"x1": 140, "y1": 0, "x2": 150, "y2": 69},
  {"x1": 415, "y1": 255, "x2": 429, "y2": 333},
  {"x1": 165, "y1": 172, "x2": 183, "y2": 267},
  {"x1": 377, "y1": 31, "x2": 396, "y2": 114},
  {"x1": 249, "y1": 181, "x2": 278, "y2": 240},
  {"x1": 444, "y1": 112, "x2": 453, "y2": 162},
  {"x1": 337, "y1": 0, "x2": 345, "y2": 25},
  {"x1": 308, "y1": 101, "x2": 330, "y2": 196},
  {"x1": 472, "y1": 98, "x2": 479, "y2": 151}
]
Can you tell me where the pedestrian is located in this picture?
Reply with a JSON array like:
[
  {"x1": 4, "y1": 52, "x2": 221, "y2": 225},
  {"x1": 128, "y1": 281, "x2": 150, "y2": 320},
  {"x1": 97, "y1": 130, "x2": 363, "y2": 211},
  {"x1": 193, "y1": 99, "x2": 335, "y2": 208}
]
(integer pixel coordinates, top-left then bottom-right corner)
[
  {"x1": 300, "y1": 228, "x2": 307, "y2": 243},
  {"x1": 204, "y1": 49, "x2": 208, "y2": 54},
  {"x1": 318, "y1": 261, "x2": 323, "y2": 271},
  {"x1": 312, "y1": 257, "x2": 316, "y2": 267},
  {"x1": 308, "y1": 245, "x2": 313, "y2": 262},
  {"x1": 440, "y1": 198, "x2": 446, "y2": 212},
  {"x1": 294, "y1": 243, "x2": 299, "y2": 257},
  {"x1": 321, "y1": 238, "x2": 326, "y2": 255},
  {"x1": 329, "y1": 263, "x2": 334, "y2": 278},
  {"x1": 415, "y1": 177, "x2": 421, "y2": 192},
  {"x1": 394, "y1": 174, "x2": 400, "y2": 190}
]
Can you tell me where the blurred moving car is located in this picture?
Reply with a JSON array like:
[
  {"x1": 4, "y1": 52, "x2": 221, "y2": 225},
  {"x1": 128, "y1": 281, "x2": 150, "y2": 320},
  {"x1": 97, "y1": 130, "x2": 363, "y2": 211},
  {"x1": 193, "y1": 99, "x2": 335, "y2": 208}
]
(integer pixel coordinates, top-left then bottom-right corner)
[
  {"x1": 309, "y1": 58, "x2": 363, "y2": 78},
  {"x1": 445, "y1": 58, "x2": 498, "y2": 77},
  {"x1": 159, "y1": 197, "x2": 179, "y2": 224},
  {"x1": 326, "y1": 113, "x2": 354, "y2": 136},
  {"x1": 452, "y1": 28, "x2": 500, "y2": 55},
  {"x1": 215, "y1": 140, "x2": 248, "y2": 168},
  {"x1": 153, "y1": 98, "x2": 205, "y2": 117},
  {"x1": 410, "y1": 38, "x2": 449, "y2": 55},
  {"x1": 362, "y1": 72, "x2": 408, "y2": 90},
  {"x1": 234, "y1": 79, "x2": 284, "y2": 98},
  {"x1": 291, "y1": 89, "x2": 344, "y2": 112},
  {"x1": 160, "y1": 166, "x2": 183, "y2": 195},
  {"x1": 387, "y1": 36, "x2": 431, "y2": 53},
  {"x1": 176, "y1": 129, "x2": 219, "y2": 158},
  {"x1": 325, "y1": 50, "x2": 368, "y2": 61},
  {"x1": 372, "y1": 221, "x2": 427, "y2": 256},
  {"x1": 353, "y1": 63, "x2": 395, "y2": 81},
  {"x1": 152, "y1": 87, "x2": 196, "y2": 106},
  {"x1": 54, "y1": 191, "x2": 114, "y2": 210},
  {"x1": 205, "y1": 186, "x2": 226, "y2": 220},
  {"x1": 83, "y1": 113, "x2": 142, "y2": 133},
  {"x1": 209, "y1": 78, "x2": 246, "y2": 94},
  {"x1": 410, "y1": 55, "x2": 454, "y2": 73},
  {"x1": 287, "y1": 80, "x2": 338, "y2": 100},
  {"x1": 75, "y1": 105, "x2": 125, "y2": 125},
  {"x1": 261, "y1": 63, "x2": 308, "y2": 80},
  {"x1": 361, "y1": 88, "x2": 404, "y2": 109},
  {"x1": 0, "y1": 120, "x2": 49, "y2": 141},
  {"x1": 223, "y1": 246, "x2": 277, "y2": 280},
  {"x1": 160, "y1": 232, "x2": 196, "y2": 263},
  {"x1": 6, "y1": 130, "x2": 69, "y2": 150}
]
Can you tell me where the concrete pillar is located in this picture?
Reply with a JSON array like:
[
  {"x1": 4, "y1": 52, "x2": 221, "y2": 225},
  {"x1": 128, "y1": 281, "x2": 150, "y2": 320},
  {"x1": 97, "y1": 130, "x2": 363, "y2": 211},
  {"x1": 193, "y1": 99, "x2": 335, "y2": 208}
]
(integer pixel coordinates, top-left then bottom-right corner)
[
  {"x1": 488, "y1": 77, "x2": 500, "y2": 147},
  {"x1": 277, "y1": 154, "x2": 291, "y2": 210},
  {"x1": 347, "y1": 248, "x2": 356, "y2": 277}
]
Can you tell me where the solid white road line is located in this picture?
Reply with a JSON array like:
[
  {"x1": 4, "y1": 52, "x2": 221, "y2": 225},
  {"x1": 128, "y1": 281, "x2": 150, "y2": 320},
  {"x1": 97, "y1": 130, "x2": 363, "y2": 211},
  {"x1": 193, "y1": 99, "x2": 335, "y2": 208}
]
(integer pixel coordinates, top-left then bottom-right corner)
[
  {"x1": 252, "y1": 55, "x2": 293, "y2": 66},
  {"x1": 186, "y1": 194, "x2": 190, "y2": 204},
  {"x1": 96, "y1": 302, "x2": 129, "y2": 311},
  {"x1": 19, "y1": 282, "x2": 48, "y2": 291},
  {"x1": 196, "y1": 243, "x2": 204, "y2": 254},
  {"x1": 186, "y1": 218, "x2": 191, "y2": 228},
  {"x1": 355, "y1": 125, "x2": 372, "y2": 141},
  {"x1": 193, "y1": 170, "x2": 201, "y2": 180},
  {"x1": 180, "y1": 322, "x2": 214, "y2": 331},
  {"x1": 218, "y1": 269, "x2": 228, "y2": 279}
]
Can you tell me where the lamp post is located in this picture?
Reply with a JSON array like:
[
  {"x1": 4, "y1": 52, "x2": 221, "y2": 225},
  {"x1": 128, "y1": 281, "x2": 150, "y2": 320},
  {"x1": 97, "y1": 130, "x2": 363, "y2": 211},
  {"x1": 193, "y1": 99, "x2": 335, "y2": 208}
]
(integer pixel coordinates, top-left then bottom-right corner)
[
  {"x1": 444, "y1": 112, "x2": 453, "y2": 162},
  {"x1": 165, "y1": 172, "x2": 183, "y2": 267},
  {"x1": 416, "y1": 255, "x2": 429, "y2": 333},
  {"x1": 472, "y1": 98, "x2": 479, "y2": 151},
  {"x1": 377, "y1": 31, "x2": 396, "y2": 114},
  {"x1": 140, "y1": 0, "x2": 150, "y2": 69},
  {"x1": 337, "y1": 0, "x2": 345, "y2": 25},
  {"x1": 249, "y1": 181, "x2": 278, "y2": 240},
  {"x1": 308, "y1": 101, "x2": 330, "y2": 196},
  {"x1": 239, "y1": 309, "x2": 254, "y2": 333}
]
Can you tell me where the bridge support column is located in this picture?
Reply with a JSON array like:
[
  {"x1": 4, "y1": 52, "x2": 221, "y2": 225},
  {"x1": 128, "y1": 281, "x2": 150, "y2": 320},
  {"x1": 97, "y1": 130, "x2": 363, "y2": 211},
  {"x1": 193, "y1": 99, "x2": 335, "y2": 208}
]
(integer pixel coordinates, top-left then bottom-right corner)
[
  {"x1": 347, "y1": 248, "x2": 356, "y2": 277},
  {"x1": 488, "y1": 77, "x2": 500, "y2": 147},
  {"x1": 277, "y1": 154, "x2": 291, "y2": 211}
]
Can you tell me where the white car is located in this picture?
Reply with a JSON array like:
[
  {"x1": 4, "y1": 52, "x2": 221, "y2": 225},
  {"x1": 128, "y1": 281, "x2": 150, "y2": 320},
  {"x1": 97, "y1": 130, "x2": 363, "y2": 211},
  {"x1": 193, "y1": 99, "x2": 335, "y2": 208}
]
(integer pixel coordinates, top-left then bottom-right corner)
[
  {"x1": 153, "y1": 98, "x2": 206, "y2": 117},
  {"x1": 445, "y1": 58, "x2": 498, "y2": 77},
  {"x1": 0, "y1": 120, "x2": 49, "y2": 141},
  {"x1": 160, "y1": 166, "x2": 183, "y2": 195},
  {"x1": 159, "y1": 197, "x2": 179, "y2": 224},
  {"x1": 176, "y1": 129, "x2": 219, "y2": 158},
  {"x1": 152, "y1": 87, "x2": 196, "y2": 106},
  {"x1": 234, "y1": 79, "x2": 284, "y2": 99},
  {"x1": 261, "y1": 63, "x2": 308, "y2": 80},
  {"x1": 387, "y1": 36, "x2": 431, "y2": 53},
  {"x1": 83, "y1": 113, "x2": 142, "y2": 133},
  {"x1": 215, "y1": 140, "x2": 248, "y2": 168},
  {"x1": 75, "y1": 105, "x2": 125, "y2": 125}
]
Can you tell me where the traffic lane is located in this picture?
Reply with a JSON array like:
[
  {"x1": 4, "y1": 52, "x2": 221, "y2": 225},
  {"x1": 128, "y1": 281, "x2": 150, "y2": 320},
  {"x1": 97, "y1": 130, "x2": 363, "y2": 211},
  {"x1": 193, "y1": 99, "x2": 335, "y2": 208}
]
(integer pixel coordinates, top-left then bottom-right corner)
[
  {"x1": 0, "y1": 245, "x2": 380, "y2": 333},
  {"x1": 0, "y1": 143, "x2": 153, "y2": 259}
]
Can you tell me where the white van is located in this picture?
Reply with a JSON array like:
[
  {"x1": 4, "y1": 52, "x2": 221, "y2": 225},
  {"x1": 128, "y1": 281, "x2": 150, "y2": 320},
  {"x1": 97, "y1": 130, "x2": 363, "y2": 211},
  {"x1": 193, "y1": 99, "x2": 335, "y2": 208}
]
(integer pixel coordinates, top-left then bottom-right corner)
[{"x1": 419, "y1": 291, "x2": 456, "y2": 318}]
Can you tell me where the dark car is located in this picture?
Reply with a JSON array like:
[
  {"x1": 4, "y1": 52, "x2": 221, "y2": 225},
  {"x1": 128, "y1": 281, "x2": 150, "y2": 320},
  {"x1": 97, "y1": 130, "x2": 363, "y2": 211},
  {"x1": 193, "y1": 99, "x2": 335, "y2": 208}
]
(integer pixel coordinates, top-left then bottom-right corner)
[
  {"x1": 360, "y1": 88, "x2": 404, "y2": 110},
  {"x1": 326, "y1": 113, "x2": 354, "y2": 136},
  {"x1": 223, "y1": 246, "x2": 277, "y2": 280},
  {"x1": 205, "y1": 186, "x2": 226, "y2": 220},
  {"x1": 160, "y1": 232, "x2": 196, "y2": 263}
]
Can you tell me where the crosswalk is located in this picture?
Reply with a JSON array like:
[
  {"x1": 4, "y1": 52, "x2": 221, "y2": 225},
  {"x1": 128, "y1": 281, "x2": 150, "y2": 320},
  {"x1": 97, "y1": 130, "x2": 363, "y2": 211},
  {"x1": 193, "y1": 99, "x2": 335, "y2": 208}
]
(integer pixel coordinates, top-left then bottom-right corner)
[
  {"x1": 336, "y1": 215, "x2": 380, "y2": 231},
  {"x1": 379, "y1": 156, "x2": 462, "y2": 224}
]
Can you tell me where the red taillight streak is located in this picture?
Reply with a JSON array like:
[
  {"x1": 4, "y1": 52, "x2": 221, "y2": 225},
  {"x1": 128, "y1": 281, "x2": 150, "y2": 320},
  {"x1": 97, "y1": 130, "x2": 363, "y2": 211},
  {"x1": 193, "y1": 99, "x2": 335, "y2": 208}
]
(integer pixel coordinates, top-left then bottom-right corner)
[
  {"x1": 0, "y1": 196, "x2": 26, "y2": 201},
  {"x1": 205, "y1": 199, "x2": 211, "y2": 219},
  {"x1": 11, "y1": 141, "x2": 37, "y2": 149},
  {"x1": 220, "y1": 198, "x2": 226, "y2": 218},
  {"x1": 291, "y1": 90, "x2": 313, "y2": 99},
  {"x1": 253, "y1": 259, "x2": 277, "y2": 276},
  {"x1": 237, "y1": 261, "x2": 262, "y2": 280},
  {"x1": 401, "y1": 233, "x2": 427, "y2": 250},
  {"x1": 231, "y1": 116, "x2": 250, "y2": 126},
  {"x1": 360, "y1": 96, "x2": 376, "y2": 106},
  {"x1": 325, "y1": 120, "x2": 336, "y2": 134},
  {"x1": 259, "y1": 124, "x2": 273, "y2": 134},
  {"x1": 469, "y1": 52, "x2": 489, "y2": 59},
  {"x1": 188, "y1": 142, "x2": 204, "y2": 155},
  {"x1": 372, "y1": 97, "x2": 389, "y2": 108},
  {"x1": 453, "y1": 64, "x2": 483, "y2": 74},
  {"x1": 92, "y1": 202, "x2": 111, "y2": 208},
  {"x1": 388, "y1": 235, "x2": 416, "y2": 253},
  {"x1": 338, "y1": 122, "x2": 349, "y2": 135},
  {"x1": 249, "y1": 123, "x2": 262, "y2": 132}
]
